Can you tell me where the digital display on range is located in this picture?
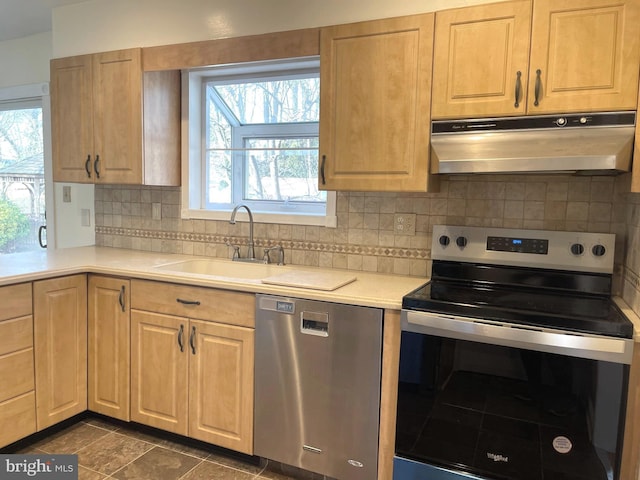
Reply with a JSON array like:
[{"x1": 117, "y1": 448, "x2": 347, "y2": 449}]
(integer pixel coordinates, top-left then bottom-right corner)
[{"x1": 487, "y1": 236, "x2": 548, "y2": 254}]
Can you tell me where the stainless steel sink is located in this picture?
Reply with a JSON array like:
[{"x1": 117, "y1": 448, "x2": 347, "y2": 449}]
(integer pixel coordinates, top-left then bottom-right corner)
[{"x1": 154, "y1": 258, "x2": 288, "y2": 279}]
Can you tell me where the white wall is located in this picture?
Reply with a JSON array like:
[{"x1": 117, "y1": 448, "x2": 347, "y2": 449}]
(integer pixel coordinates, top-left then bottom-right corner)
[
  {"x1": 53, "y1": 183, "x2": 95, "y2": 248},
  {"x1": 52, "y1": 0, "x2": 504, "y2": 57},
  {"x1": 0, "y1": 32, "x2": 51, "y2": 87}
]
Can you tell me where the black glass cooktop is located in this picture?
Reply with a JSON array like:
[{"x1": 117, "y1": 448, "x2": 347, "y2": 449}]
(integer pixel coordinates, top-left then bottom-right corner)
[{"x1": 403, "y1": 262, "x2": 633, "y2": 339}]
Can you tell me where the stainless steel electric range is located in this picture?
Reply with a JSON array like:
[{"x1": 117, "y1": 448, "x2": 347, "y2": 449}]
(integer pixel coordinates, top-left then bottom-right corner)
[{"x1": 394, "y1": 225, "x2": 634, "y2": 480}]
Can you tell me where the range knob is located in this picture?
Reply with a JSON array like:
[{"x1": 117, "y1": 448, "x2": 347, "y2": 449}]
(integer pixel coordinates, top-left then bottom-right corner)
[
  {"x1": 592, "y1": 244, "x2": 606, "y2": 257},
  {"x1": 456, "y1": 236, "x2": 468, "y2": 248},
  {"x1": 570, "y1": 243, "x2": 584, "y2": 256},
  {"x1": 556, "y1": 117, "x2": 567, "y2": 126},
  {"x1": 439, "y1": 235, "x2": 450, "y2": 247}
]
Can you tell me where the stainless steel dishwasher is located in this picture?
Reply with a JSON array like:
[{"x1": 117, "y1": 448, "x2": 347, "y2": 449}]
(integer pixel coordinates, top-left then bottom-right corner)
[{"x1": 255, "y1": 294, "x2": 383, "y2": 480}]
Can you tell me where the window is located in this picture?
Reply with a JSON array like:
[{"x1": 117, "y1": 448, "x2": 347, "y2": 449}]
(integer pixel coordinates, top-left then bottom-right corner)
[
  {"x1": 183, "y1": 58, "x2": 336, "y2": 227},
  {"x1": 0, "y1": 88, "x2": 50, "y2": 253}
]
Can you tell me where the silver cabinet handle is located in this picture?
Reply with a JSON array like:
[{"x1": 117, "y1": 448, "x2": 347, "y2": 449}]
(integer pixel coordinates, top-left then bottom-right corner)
[{"x1": 534, "y1": 69, "x2": 542, "y2": 106}]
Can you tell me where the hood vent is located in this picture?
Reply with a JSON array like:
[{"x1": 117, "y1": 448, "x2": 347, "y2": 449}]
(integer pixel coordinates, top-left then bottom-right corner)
[{"x1": 431, "y1": 112, "x2": 635, "y2": 175}]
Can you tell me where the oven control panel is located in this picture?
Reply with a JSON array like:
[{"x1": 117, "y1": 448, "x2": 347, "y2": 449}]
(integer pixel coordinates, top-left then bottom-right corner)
[
  {"x1": 487, "y1": 236, "x2": 549, "y2": 254},
  {"x1": 433, "y1": 225, "x2": 615, "y2": 273}
]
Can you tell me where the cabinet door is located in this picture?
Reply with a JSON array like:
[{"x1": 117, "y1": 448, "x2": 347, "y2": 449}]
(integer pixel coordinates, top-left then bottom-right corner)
[
  {"x1": 88, "y1": 275, "x2": 130, "y2": 421},
  {"x1": 50, "y1": 55, "x2": 94, "y2": 183},
  {"x1": 34, "y1": 275, "x2": 87, "y2": 430},
  {"x1": 319, "y1": 14, "x2": 435, "y2": 192},
  {"x1": 92, "y1": 48, "x2": 143, "y2": 184},
  {"x1": 528, "y1": 0, "x2": 640, "y2": 113},
  {"x1": 431, "y1": 0, "x2": 532, "y2": 119},
  {"x1": 131, "y1": 310, "x2": 188, "y2": 435},
  {"x1": 188, "y1": 320, "x2": 254, "y2": 454}
]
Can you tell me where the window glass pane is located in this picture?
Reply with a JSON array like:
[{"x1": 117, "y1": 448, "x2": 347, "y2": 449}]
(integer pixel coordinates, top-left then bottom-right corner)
[
  {"x1": 243, "y1": 137, "x2": 323, "y2": 203},
  {"x1": 206, "y1": 150, "x2": 232, "y2": 204},
  {"x1": 206, "y1": 93, "x2": 232, "y2": 149},
  {"x1": 211, "y1": 76, "x2": 319, "y2": 124},
  {"x1": 0, "y1": 106, "x2": 45, "y2": 253}
]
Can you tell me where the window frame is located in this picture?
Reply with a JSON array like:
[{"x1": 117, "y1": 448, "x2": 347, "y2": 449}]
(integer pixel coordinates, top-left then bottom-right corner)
[
  {"x1": 182, "y1": 57, "x2": 336, "y2": 227},
  {"x1": 0, "y1": 83, "x2": 55, "y2": 251}
]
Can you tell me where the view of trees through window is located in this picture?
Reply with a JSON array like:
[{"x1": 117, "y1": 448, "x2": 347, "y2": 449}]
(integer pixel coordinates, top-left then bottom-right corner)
[
  {"x1": 205, "y1": 70, "x2": 325, "y2": 213},
  {"x1": 0, "y1": 105, "x2": 45, "y2": 253}
]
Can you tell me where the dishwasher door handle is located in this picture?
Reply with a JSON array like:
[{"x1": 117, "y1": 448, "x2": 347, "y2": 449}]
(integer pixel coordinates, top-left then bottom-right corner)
[
  {"x1": 301, "y1": 311, "x2": 329, "y2": 337},
  {"x1": 303, "y1": 445, "x2": 323, "y2": 454}
]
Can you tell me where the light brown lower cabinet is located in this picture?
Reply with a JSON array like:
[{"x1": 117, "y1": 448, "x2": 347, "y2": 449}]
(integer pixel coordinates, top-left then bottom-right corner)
[
  {"x1": 34, "y1": 274, "x2": 87, "y2": 430},
  {"x1": 0, "y1": 283, "x2": 36, "y2": 448},
  {"x1": 131, "y1": 310, "x2": 188, "y2": 434},
  {"x1": 88, "y1": 275, "x2": 130, "y2": 421},
  {"x1": 130, "y1": 280, "x2": 255, "y2": 454}
]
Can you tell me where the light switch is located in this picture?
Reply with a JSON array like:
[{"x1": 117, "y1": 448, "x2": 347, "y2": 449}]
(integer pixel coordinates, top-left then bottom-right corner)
[{"x1": 63, "y1": 186, "x2": 71, "y2": 203}]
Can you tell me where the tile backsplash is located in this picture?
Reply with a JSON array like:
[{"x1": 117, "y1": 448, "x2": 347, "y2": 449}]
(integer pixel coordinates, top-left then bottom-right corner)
[{"x1": 95, "y1": 174, "x2": 629, "y2": 280}]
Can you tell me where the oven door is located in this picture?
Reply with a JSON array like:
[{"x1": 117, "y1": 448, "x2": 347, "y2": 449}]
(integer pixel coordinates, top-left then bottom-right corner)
[{"x1": 394, "y1": 310, "x2": 633, "y2": 480}]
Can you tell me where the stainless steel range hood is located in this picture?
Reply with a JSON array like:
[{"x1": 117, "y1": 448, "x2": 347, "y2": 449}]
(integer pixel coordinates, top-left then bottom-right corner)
[{"x1": 431, "y1": 112, "x2": 636, "y2": 175}]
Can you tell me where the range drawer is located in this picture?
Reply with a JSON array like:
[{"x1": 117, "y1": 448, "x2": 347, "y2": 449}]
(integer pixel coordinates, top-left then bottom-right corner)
[{"x1": 131, "y1": 279, "x2": 255, "y2": 327}]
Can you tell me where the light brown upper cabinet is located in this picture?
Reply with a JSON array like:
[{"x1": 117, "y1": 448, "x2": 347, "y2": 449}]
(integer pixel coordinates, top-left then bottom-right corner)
[
  {"x1": 51, "y1": 48, "x2": 180, "y2": 185},
  {"x1": 432, "y1": 0, "x2": 640, "y2": 119},
  {"x1": 319, "y1": 14, "x2": 436, "y2": 192}
]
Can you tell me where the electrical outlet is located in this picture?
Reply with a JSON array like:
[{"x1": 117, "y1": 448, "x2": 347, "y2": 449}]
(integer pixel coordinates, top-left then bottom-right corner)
[
  {"x1": 63, "y1": 186, "x2": 71, "y2": 203},
  {"x1": 394, "y1": 213, "x2": 416, "y2": 235}
]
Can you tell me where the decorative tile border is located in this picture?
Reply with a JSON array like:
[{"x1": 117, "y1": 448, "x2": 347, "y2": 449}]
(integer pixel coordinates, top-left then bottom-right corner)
[{"x1": 96, "y1": 226, "x2": 430, "y2": 260}]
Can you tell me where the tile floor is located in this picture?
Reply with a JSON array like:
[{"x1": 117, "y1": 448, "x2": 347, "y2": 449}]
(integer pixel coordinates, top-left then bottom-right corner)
[{"x1": 12, "y1": 417, "x2": 323, "y2": 480}]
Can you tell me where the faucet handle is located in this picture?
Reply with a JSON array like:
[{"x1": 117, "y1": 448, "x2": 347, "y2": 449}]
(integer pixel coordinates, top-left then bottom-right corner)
[
  {"x1": 264, "y1": 245, "x2": 285, "y2": 265},
  {"x1": 226, "y1": 242, "x2": 241, "y2": 260}
]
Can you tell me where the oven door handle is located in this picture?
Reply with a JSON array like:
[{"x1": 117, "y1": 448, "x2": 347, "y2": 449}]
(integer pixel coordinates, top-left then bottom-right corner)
[{"x1": 402, "y1": 310, "x2": 634, "y2": 365}]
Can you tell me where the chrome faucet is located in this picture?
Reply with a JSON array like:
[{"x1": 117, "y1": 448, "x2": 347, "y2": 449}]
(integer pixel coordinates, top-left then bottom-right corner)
[{"x1": 229, "y1": 204, "x2": 255, "y2": 260}]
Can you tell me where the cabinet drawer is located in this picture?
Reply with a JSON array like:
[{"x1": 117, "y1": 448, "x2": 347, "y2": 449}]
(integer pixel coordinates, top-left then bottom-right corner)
[
  {"x1": 0, "y1": 349, "x2": 34, "y2": 402},
  {"x1": 131, "y1": 280, "x2": 255, "y2": 328},
  {"x1": 0, "y1": 392, "x2": 36, "y2": 448},
  {"x1": 0, "y1": 283, "x2": 32, "y2": 322},
  {"x1": 0, "y1": 315, "x2": 33, "y2": 356}
]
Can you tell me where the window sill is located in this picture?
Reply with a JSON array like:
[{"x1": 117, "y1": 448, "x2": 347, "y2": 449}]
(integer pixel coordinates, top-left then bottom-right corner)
[{"x1": 181, "y1": 208, "x2": 337, "y2": 228}]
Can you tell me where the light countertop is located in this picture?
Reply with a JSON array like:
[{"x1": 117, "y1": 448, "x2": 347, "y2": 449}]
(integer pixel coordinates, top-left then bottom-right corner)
[
  {"x1": 0, "y1": 247, "x2": 427, "y2": 310},
  {"x1": 614, "y1": 297, "x2": 640, "y2": 343}
]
